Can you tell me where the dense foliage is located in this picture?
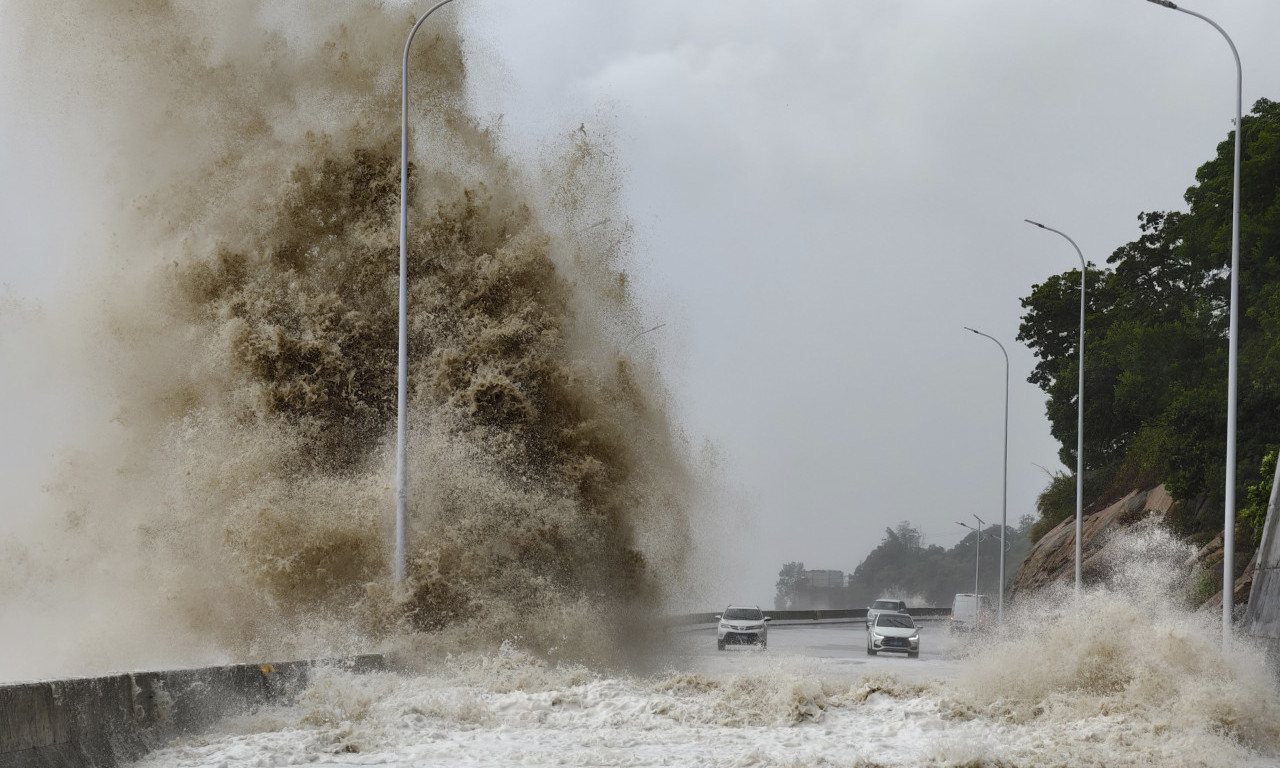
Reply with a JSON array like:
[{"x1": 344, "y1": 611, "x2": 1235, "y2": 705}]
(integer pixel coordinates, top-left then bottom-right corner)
[
  {"x1": 1018, "y1": 98, "x2": 1280, "y2": 544},
  {"x1": 775, "y1": 518, "x2": 1034, "y2": 609}
]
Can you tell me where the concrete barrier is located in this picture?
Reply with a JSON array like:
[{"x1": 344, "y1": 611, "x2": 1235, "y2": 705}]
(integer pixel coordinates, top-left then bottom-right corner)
[
  {"x1": 0, "y1": 655, "x2": 386, "y2": 768},
  {"x1": 1243, "y1": 458, "x2": 1280, "y2": 671},
  {"x1": 667, "y1": 607, "x2": 952, "y2": 629}
]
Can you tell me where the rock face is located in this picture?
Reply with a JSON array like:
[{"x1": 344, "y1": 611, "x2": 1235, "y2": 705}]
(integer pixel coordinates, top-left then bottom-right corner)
[
  {"x1": 1010, "y1": 484, "x2": 1256, "y2": 612},
  {"x1": 1195, "y1": 532, "x2": 1256, "y2": 615},
  {"x1": 1010, "y1": 486, "x2": 1175, "y2": 597}
]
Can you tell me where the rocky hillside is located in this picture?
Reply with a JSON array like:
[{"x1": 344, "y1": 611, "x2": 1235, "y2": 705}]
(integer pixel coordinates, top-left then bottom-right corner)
[{"x1": 1010, "y1": 485, "x2": 1255, "y2": 613}]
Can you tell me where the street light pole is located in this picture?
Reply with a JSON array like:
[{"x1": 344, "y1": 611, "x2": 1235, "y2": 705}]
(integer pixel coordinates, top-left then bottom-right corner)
[
  {"x1": 957, "y1": 516, "x2": 986, "y2": 598},
  {"x1": 1143, "y1": 0, "x2": 1243, "y2": 648},
  {"x1": 965, "y1": 327, "x2": 1009, "y2": 623},
  {"x1": 1023, "y1": 220, "x2": 1086, "y2": 599},
  {"x1": 397, "y1": 0, "x2": 460, "y2": 586}
]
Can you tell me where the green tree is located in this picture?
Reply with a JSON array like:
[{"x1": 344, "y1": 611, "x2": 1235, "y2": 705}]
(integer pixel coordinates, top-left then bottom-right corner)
[
  {"x1": 774, "y1": 561, "x2": 806, "y2": 610},
  {"x1": 1019, "y1": 98, "x2": 1280, "y2": 542},
  {"x1": 1240, "y1": 448, "x2": 1279, "y2": 545},
  {"x1": 842, "y1": 521, "x2": 1033, "y2": 608}
]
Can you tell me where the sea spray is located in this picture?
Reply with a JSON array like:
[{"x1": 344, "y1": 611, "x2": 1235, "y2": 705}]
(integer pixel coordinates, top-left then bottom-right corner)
[
  {"x1": 945, "y1": 522, "x2": 1280, "y2": 762},
  {"x1": 131, "y1": 525, "x2": 1280, "y2": 767},
  {"x1": 0, "y1": 0, "x2": 693, "y2": 680}
]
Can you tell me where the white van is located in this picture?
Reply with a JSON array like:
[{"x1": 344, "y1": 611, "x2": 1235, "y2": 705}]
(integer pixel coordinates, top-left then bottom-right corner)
[{"x1": 949, "y1": 594, "x2": 991, "y2": 633}]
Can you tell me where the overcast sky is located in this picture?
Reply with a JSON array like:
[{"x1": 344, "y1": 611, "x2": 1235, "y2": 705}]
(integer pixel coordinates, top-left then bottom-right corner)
[{"x1": 4, "y1": 0, "x2": 1280, "y2": 609}]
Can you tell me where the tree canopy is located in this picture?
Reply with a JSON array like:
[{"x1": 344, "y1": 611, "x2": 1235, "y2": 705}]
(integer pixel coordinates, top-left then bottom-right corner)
[{"x1": 1018, "y1": 98, "x2": 1280, "y2": 543}]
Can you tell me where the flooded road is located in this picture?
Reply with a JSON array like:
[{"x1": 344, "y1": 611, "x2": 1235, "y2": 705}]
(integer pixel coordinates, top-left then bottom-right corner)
[
  {"x1": 133, "y1": 620, "x2": 1279, "y2": 768},
  {"x1": 671, "y1": 620, "x2": 964, "y2": 681}
]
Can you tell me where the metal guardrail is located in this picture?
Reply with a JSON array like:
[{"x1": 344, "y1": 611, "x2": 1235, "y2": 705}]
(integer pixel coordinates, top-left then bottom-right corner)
[{"x1": 667, "y1": 607, "x2": 951, "y2": 628}]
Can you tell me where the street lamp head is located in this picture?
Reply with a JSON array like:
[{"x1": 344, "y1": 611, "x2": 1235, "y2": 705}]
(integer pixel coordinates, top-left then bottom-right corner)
[
  {"x1": 963, "y1": 326, "x2": 979, "y2": 335},
  {"x1": 1023, "y1": 219, "x2": 1047, "y2": 229},
  {"x1": 1145, "y1": 0, "x2": 1178, "y2": 8}
]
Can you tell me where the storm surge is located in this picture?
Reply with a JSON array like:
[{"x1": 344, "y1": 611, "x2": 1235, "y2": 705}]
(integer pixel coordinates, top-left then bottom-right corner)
[
  {"x1": 948, "y1": 523, "x2": 1280, "y2": 765},
  {"x1": 0, "y1": 0, "x2": 692, "y2": 680},
  {"x1": 131, "y1": 526, "x2": 1280, "y2": 768}
]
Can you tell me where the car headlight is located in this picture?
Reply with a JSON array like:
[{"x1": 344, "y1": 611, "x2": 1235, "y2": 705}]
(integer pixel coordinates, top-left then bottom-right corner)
[
  {"x1": 871, "y1": 632, "x2": 883, "y2": 640},
  {"x1": 909, "y1": 633, "x2": 919, "y2": 641}
]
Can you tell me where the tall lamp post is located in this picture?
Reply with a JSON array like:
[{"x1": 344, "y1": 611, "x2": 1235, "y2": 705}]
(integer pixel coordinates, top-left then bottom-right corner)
[
  {"x1": 1023, "y1": 220, "x2": 1086, "y2": 599},
  {"x1": 397, "y1": 0, "x2": 461, "y2": 585},
  {"x1": 964, "y1": 327, "x2": 1009, "y2": 623},
  {"x1": 957, "y1": 515, "x2": 987, "y2": 598},
  {"x1": 1143, "y1": 0, "x2": 1243, "y2": 647}
]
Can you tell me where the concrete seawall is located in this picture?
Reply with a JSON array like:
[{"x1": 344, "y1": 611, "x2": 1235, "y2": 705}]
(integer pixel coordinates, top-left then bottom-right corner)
[{"x1": 0, "y1": 655, "x2": 386, "y2": 768}]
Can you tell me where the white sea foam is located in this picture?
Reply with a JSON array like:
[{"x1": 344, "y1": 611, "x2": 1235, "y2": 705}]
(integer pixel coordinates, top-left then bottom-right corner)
[
  {"x1": 135, "y1": 657, "x2": 1279, "y2": 767},
  {"x1": 133, "y1": 527, "x2": 1280, "y2": 767},
  {"x1": 136, "y1": 642, "x2": 1277, "y2": 761}
]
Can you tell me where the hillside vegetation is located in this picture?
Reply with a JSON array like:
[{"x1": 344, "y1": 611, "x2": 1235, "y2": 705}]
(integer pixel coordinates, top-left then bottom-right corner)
[{"x1": 1018, "y1": 98, "x2": 1280, "y2": 570}]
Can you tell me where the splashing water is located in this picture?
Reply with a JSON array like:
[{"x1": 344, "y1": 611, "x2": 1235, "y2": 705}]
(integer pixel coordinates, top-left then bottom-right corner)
[
  {"x1": 132, "y1": 525, "x2": 1280, "y2": 767},
  {"x1": 1, "y1": 0, "x2": 693, "y2": 680},
  {"x1": 5, "y1": 6, "x2": 1280, "y2": 765},
  {"x1": 947, "y1": 522, "x2": 1280, "y2": 763}
]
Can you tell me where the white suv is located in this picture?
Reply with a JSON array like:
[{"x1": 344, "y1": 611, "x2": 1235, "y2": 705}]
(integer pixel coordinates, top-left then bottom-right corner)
[
  {"x1": 716, "y1": 606, "x2": 771, "y2": 650},
  {"x1": 866, "y1": 611, "x2": 920, "y2": 658},
  {"x1": 866, "y1": 598, "x2": 908, "y2": 628}
]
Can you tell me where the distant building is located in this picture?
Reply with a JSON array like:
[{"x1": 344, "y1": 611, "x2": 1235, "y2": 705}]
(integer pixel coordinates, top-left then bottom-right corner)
[{"x1": 803, "y1": 569, "x2": 845, "y2": 589}]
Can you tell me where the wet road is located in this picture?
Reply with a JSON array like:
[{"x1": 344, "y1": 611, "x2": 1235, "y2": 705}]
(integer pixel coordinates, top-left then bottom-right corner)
[{"x1": 664, "y1": 620, "x2": 969, "y2": 682}]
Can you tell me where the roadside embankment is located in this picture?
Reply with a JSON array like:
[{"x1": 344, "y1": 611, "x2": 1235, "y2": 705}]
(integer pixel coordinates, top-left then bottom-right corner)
[{"x1": 0, "y1": 655, "x2": 386, "y2": 768}]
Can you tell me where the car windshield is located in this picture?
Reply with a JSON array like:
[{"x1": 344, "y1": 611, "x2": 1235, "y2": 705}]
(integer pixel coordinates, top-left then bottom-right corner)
[
  {"x1": 875, "y1": 614, "x2": 915, "y2": 629},
  {"x1": 724, "y1": 608, "x2": 763, "y2": 621},
  {"x1": 872, "y1": 600, "x2": 901, "y2": 610}
]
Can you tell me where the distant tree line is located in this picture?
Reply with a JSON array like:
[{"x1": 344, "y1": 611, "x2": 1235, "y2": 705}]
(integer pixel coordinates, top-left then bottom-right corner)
[
  {"x1": 774, "y1": 518, "x2": 1034, "y2": 610},
  {"x1": 1018, "y1": 98, "x2": 1280, "y2": 566}
]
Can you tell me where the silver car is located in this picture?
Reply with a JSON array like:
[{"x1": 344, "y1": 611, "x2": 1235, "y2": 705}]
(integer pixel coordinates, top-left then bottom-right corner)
[
  {"x1": 866, "y1": 612, "x2": 920, "y2": 658},
  {"x1": 716, "y1": 606, "x2": 771, "y2": 650},
  {"x1": 866, "y1": 598, "x2": 909, "y2": 628}
]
